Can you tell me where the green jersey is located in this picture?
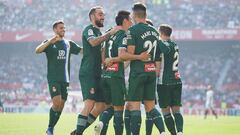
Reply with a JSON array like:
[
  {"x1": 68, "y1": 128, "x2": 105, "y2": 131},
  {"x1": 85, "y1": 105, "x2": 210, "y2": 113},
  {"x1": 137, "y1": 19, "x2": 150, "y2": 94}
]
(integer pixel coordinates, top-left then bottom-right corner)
[
  {"x1": 44, "y1": 39, "x2": 81, "y2": 83},
  {"x1": 127, "y1": 23, "x2": 161, "y2": 76},
  {"x1": 157, "y1": 39, "x2": 182, "y2": 85},
  {"x1": 79, "y1": 24, "x2": 102, "y2": 78},
  {"x1": 102, "y1": 30, "x2": 126, "y2": 78}
]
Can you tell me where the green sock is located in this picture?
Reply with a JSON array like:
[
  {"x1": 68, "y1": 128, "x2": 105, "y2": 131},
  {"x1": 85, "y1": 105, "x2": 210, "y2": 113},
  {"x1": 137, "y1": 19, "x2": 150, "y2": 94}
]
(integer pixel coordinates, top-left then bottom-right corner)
[
  {"x1": 149, "y1": 108, "x2": 165, "y2": 134},
  {"x1": 124, "y1": 110, "x2": 131, "y2": 135},
  {"x1": 114, "y1": 111, "x2": 124, "y2": 135},
  {"x1": 48, "y1": 108, "x2": 61, "y2": 128},
  {"x1": 85, "y1": 113, "x2": 97, "y2": 129},
  {"x1": 173, "y1": 112, "x2": 183, "y2": 133},
  {"x1": 76, "y1": 114, "x2": 88, "y2": 134},
  {"x1": 130, "y1": 110, "x2": 141, "y2": 135},
  {"x1": 146, "y1": 112, "x2": 154, "y2": 135},
  {"x1": 164, "y1": 113, "x2": 176, "y2": 135},
  {"x1": 100, "y1": 107, "x2": 114, "y2": 135}
]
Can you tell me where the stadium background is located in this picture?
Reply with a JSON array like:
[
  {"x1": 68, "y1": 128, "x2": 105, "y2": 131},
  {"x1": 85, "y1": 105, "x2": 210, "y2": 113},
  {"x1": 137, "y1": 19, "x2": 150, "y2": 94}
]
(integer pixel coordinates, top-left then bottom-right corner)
[{"x1": 0, "y1": 0, "x2": 240, "y2": 134}]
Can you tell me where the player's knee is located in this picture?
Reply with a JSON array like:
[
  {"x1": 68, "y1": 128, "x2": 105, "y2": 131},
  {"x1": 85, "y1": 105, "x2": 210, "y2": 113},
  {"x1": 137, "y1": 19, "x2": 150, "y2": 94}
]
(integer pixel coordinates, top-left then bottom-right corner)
[
  {"x1": 162, "y1": 107, "x2": 171, "y2": 114},
  {"x1": 83, "y1": 100, "x2": 95, "y2": 112},
  {"x1": 52, "y1": 102, "x2": 62, "y2": 111},
  {"x1": 128, "y1": 101, "x2": 140, "y2": 111},
  {"x1": 172, "y1": 106, "x2": 180, "y2": 113},
  {"x1": 114, "y1": 106, "x2": 124, "y2": 111},
  {"x1": 144, "y1": 101, "x2": 155, "y2": 112}
]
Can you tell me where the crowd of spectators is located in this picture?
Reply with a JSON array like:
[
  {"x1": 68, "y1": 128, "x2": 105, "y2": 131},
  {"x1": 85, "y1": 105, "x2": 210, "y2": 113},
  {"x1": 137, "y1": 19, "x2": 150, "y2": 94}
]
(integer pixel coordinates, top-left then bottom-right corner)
[{"x1": 0, "y1": 0, "x2": 239, "y2": 31}]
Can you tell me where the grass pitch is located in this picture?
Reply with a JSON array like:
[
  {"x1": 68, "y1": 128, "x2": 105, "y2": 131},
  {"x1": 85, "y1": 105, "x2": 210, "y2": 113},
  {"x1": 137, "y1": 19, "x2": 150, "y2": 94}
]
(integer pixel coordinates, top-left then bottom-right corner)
[{"x1": 0, "y1": 113, "x2": 239, "y2": 135}]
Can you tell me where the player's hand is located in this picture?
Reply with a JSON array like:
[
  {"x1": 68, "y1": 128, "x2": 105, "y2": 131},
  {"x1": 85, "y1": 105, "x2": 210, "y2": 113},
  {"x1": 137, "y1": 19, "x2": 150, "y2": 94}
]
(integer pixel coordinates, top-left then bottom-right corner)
[
  {"x1": 49, "y1": 35, "x2": 62, "y2": 44},
  {"x1": 109, "y1": 26, "x2": 122, "y2": 36},
  {"x1": 105, "y1": 58, "x2": 114, "y2": 67},
  {"x1": 139, "y1": 51, "x2": 151, "y2": 61}
]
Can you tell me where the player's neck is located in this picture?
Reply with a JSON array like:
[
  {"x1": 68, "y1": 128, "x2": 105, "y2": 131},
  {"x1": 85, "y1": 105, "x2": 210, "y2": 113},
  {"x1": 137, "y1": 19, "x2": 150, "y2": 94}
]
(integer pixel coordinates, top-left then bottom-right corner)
[
  {"x1": 92, "y1": 23, "x2": 101, "y2": 29},
  {"x1": 135, "y1": 18, "x2": 146, "y2": 24},
  {"x1": 121, "y1": 25, "x2": 128, "y2": 32}
]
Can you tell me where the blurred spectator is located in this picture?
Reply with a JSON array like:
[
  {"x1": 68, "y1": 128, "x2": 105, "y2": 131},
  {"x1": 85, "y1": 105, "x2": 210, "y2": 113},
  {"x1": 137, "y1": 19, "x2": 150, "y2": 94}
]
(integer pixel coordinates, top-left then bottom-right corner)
[{"x1": 0, "y1": 0, "x2": 239, "y2": 31}]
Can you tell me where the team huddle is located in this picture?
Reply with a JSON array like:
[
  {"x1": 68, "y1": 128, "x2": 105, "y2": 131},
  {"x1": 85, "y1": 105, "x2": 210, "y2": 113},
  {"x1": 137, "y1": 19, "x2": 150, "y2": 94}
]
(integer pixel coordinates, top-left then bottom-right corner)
[{"x1": 36, "y1": 3, "x2": 183, "y2": 135}]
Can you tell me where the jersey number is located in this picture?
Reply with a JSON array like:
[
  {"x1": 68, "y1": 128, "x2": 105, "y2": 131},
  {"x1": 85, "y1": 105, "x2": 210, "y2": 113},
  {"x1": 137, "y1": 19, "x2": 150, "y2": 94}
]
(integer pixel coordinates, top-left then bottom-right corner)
[
  {"x1": 144, "y1": 40, "x2": 157, "y2": 61},
  {"x1": 172, "y1": 51, "x2": 179, "y2": 71},
  {"x1": 108, "y1": 40, "x2": 113, "y2": 58}
]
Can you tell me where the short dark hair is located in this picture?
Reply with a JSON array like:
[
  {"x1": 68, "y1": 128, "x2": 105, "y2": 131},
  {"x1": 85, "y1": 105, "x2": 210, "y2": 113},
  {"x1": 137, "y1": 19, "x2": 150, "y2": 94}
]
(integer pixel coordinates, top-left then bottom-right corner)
[
  {"x1": 132, "y1": 3, "x2": 146, "y2": 18},
  {"x1": 115, "y1": 10, "x2": 130, "y2": 26},
  {"x1": 159, "y1": 24, "x2": 172, "y2": 37},
  {"x1": 146, "y1": 19, "x2": 153, "y2": 26},
  {"x1": 52, "y1": 20, "x2": 64, "y2": 29},
  {"x1": 89, "y1": 6, "x2": 103, "y2": 20}
]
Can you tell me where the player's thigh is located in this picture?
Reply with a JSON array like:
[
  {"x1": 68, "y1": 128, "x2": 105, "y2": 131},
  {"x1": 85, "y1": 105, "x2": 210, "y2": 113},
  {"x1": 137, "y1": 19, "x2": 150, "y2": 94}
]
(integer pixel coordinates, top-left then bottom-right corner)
[
  {"x1": 79, "y1": 75, "x2": 96, "y2": 101},
  {"x1": 171, "y1": 83, "x2": 182, "y2": 107},
  {"x1": 95, "y1": 77, "x2": 105, "y2": 102},
  {"x1": 108, "y1": 77, "x2": 126, "y2": 106},
  {"x1": 101, "y1": 77, "x2": 111, "y2": 105},
  {"x1": 127, "y1": 75, "x2": 145, "y2": 101},
  {"x1": 143, "y1": 76, "x2": 156, "y2": 101},
  {"x1": 157, "y1": 84, "x2": 171, "y2": 108},
  {"x1": 60, "y1": 82, "x2": 69, "y2": 101},
  {"x1": 48, "y1": 81, "x2": 61, "y2": 99}
]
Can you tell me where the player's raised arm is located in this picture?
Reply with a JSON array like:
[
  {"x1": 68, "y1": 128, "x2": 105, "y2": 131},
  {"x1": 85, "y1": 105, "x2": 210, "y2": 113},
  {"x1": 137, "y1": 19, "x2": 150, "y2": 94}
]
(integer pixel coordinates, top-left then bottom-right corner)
[
  {"x1": 88, "y1": 26, "x2": 120, "y2": 47},
  {"x1": 35, "y1": 35, "x2": 61, "y2": 54}
]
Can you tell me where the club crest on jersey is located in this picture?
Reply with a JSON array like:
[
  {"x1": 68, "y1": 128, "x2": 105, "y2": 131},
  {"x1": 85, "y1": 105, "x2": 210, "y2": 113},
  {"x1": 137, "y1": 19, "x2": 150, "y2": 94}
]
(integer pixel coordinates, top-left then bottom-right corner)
[
  {"x1": 52, "y1": 86, "x2": 57, "y2": 92},
  {"x1": 90, "y1": 88, "x2": 95, "y2": 94},
  {"x1": 122, "y1": 37, "x2": 127, "y2": 45},
  {"x1": 57, "y1": 50, "x2": 66, "y2": 59}
]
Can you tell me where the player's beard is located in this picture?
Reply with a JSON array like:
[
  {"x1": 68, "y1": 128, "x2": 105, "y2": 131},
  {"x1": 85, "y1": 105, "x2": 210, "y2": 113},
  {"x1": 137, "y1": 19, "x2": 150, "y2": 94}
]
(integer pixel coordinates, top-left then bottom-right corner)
[{"x1": 95, "y1": 19, "x2": 104, "y2": 27}]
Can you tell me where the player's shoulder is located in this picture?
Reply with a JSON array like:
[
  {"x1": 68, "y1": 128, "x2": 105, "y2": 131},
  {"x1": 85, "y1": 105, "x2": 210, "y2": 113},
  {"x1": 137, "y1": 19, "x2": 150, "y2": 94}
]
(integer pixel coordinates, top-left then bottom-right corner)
[{"x1": 83, "y1": 24, "x2": 94, "y2": 33}]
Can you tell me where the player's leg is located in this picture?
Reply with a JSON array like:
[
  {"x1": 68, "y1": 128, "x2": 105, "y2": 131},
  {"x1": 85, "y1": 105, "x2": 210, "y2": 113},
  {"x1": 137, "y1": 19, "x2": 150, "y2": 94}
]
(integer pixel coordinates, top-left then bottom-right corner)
[
  {"x1": 171, "y1": 84, "x2": 183, "y2": 135},
  {"x1": 95, "y1": 78, "x2": 114, "y2": 135},
  {"x1": 144, "y1": 77, "x2": 165, "y2": 135},
  {"x1": 157, "y1": 84, "x2": 176, "y2": 135},
  {"x1": 110, "y1": 78, "x2": 126, "y2": 135},
  {"x1": 204, "y1": 108, "x2": 209, "y2": 119},
  {"x1": 127, "y1": 75, "x2": 144, "y2": 135},
  {"x1": 124, "y1": 102, "x2": 131, "y2": 135},
  {"x1": 211, "y1": 107, "x2": 218, "y2": 119},
  {"x1": 46, "y1": 82, "x2": 63, "y2": 135},
  {"x1": 73, "y1": 76, "x2": 97, "y2": 135}
]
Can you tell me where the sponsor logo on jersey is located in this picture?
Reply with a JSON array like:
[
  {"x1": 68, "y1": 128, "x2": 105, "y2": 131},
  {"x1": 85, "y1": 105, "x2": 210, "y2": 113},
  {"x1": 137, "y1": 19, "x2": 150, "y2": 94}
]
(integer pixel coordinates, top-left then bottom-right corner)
[
  {"x1": 144, "y1": 63, "x2": 156, "y2": 72},
  {"x1": 57, "y1": 50, "x2": 66, "y2": 59},
  {"x1": 106, "y1": 63, "x2": 119, "y2": 72}
]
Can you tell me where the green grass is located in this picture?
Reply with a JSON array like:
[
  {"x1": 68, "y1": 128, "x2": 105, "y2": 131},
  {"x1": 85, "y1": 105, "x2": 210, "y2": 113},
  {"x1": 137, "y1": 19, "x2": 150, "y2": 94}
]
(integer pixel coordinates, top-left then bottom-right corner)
[{"x1": 0, "y1": 113, "x2": 240, "y2": 135}]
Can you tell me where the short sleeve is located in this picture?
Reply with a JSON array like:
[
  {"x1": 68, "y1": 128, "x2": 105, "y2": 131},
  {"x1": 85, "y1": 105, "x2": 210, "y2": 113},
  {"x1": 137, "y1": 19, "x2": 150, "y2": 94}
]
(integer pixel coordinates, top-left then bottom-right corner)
[
  {"x1": 70, "y1": 40, "x2": 81, "y2": 54},
  {"x1": 158, "y1": 40, "x2": 170, "y2": 54},
  {"x1": 42, "y1": 40, "x2": 51, "y2": 53},
  {"x1": 83, "y1": 28, "x2": 96, "y2": 41},
  {"x1": 118, "y1": 36, "x2": 127, "y2": 50},
  {"x1": 127, "y1": 28, "x2": 136, "y2": 46}
]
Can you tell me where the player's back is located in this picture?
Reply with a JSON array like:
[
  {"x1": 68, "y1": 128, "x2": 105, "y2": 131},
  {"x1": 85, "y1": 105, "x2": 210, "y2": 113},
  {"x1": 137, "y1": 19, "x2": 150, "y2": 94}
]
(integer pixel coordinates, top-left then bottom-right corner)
[
  {"x1": 103, "y1": 30, "x2": 126, "y2": 78},
  {"x1": 127, "y1": 23, "x2": 160, "y2": 76},
  {"x1": 160, "y1": 39, "x2": 182, "y2": 85}
]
